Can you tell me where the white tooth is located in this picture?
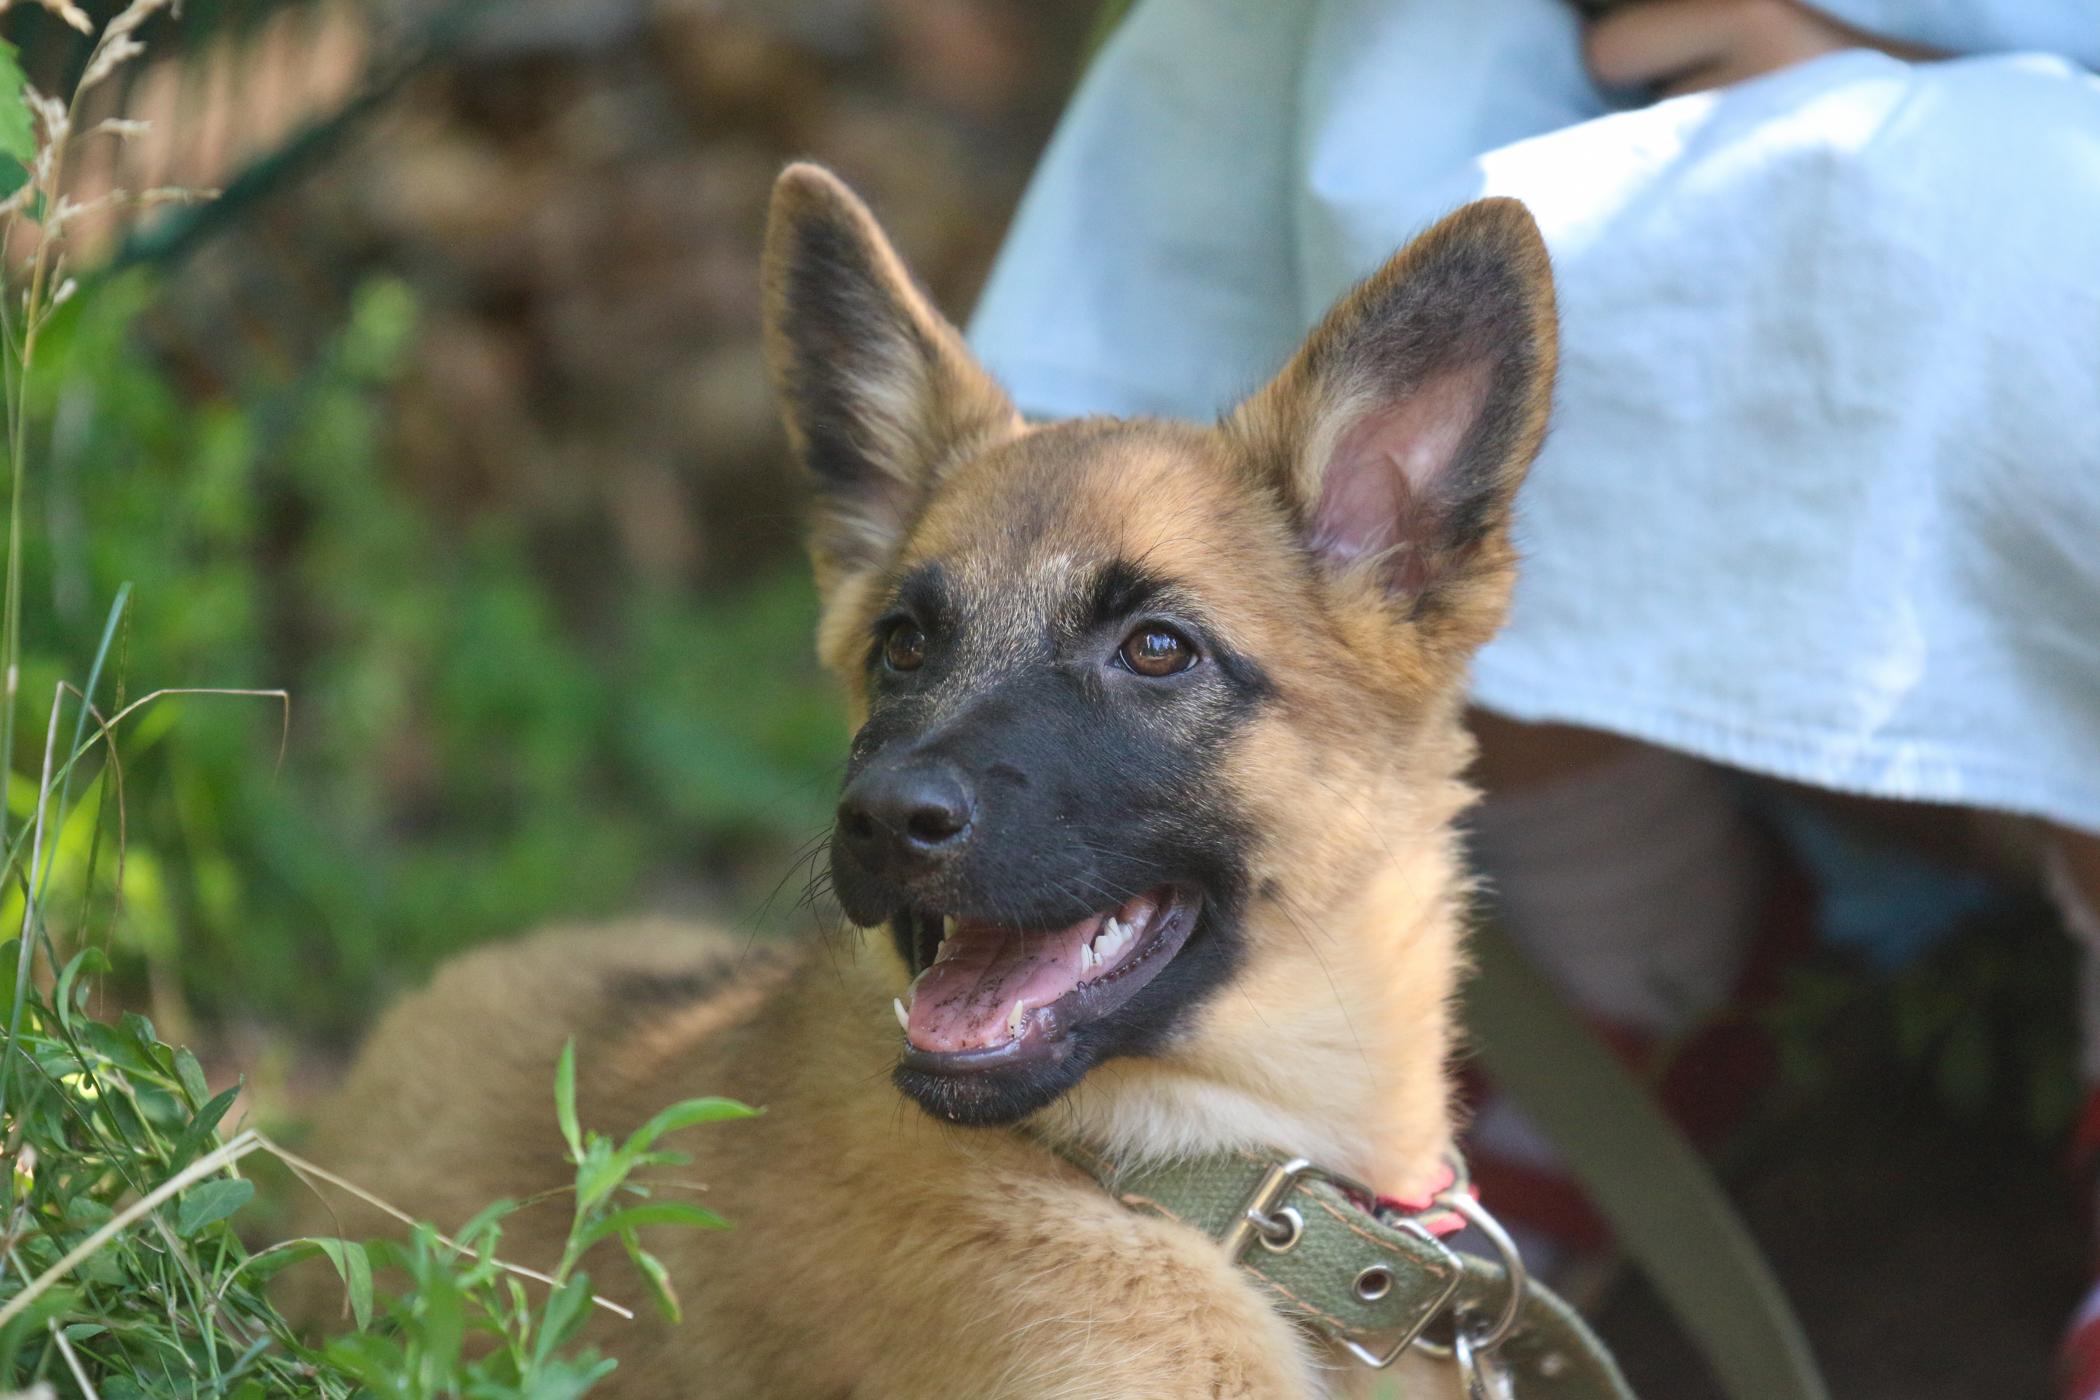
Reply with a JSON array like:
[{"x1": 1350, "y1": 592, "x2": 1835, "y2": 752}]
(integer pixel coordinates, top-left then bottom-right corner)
[
  {"x1": 943, "y1": 915, "x2": 959, "y2": 939},
  {"x1": 1096, "y1": 921, "x2": 1127, "y2": 961},
  {"x1": 1081, "y1": 943, "x2": 1097, "y2": 971},
  {"x1": 893, "y1": 997, "x2": 910, "y2": 1031},
  {"x1": 1007, "y1": 1001, "x2": 1029, "y2": 1040}
]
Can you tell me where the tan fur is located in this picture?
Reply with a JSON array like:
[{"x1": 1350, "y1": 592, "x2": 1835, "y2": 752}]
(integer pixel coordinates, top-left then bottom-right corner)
[{"x1": 291, "y1": 166, "x2": 1556, "y2": 1398}]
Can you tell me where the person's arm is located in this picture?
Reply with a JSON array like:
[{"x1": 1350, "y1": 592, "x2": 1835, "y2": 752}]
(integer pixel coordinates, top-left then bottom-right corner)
[{"x1": 1583, "y1": 0, "x2": 1937, "y2": 98}]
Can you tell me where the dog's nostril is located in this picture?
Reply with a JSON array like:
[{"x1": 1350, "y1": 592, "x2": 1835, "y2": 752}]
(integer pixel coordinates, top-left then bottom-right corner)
[
  {"x1": 905, "y1": 802, "x2": 966, "y2": 846},
  {"x1": 837, "y1": 763, "x2": 974, "y2": 864}
]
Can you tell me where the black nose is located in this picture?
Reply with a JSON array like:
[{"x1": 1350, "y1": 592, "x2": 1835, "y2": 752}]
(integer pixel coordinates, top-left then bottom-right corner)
[{"x1": 837, "y1": 761, "x2": 975, "y2": 872}]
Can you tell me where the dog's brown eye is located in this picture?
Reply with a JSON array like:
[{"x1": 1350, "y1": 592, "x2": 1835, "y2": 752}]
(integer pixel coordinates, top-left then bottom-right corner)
[
  {"x1": 1120, "y1": 625, "x2": 1196, "y2": 678},
  {"x1": 882, "y1": 622, "x2": 927, "y2": 672}
]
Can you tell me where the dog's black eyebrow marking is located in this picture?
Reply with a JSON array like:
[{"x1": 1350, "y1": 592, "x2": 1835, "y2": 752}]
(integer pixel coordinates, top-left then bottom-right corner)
[
  {"x1": 1083, "y1": 559, "x2": 1174, "y2": 627},
  {"x1": 1209, "y1": 646, "x2": 1273, "y2": 700},
  {"x1": 888, "y1": 562, "x2": 953, "y2": 628}
]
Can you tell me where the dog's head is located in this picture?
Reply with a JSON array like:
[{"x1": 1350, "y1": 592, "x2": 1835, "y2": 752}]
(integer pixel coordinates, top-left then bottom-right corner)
[{"x1": 762, "y1": 165, "x2": 1555, "y2": 1126}]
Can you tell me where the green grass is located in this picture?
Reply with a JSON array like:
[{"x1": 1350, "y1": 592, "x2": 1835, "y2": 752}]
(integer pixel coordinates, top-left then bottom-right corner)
[
  {"x1": 0, "y1": 18, "x2": 760, "y2": 1394},
  {"x1": 0, "y1": 956, "x2": 754, "y2": 1397}
]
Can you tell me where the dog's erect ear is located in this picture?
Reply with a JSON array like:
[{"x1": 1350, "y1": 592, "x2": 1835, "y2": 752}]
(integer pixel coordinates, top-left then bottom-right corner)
[
  {"x1": 1229, "y1": 198, "x2": 1556, "y2": 646},
  {"x1": 762, "y1": 164, "x2": 1019, "y2": 595}
]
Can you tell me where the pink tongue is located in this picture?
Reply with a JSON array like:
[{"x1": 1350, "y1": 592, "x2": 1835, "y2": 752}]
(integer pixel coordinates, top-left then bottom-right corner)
[{"x1": 905, "y1": 913, "x2": 1103, "y2": 1053}]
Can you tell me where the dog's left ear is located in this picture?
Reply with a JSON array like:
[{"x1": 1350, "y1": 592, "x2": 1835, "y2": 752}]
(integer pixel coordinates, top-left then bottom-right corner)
[
  {"x1": 761, "y1": 164, "x2": 1020, "y2": 604},
  {"x1": 1229, "y1": 198, "x2": 1556, "y2": 649}
]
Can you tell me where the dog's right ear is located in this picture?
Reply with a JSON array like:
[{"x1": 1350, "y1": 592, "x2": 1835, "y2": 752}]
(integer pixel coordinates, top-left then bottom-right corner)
[{"x1": 761, "y1": 164, "x2": 1019, "y2": 604}]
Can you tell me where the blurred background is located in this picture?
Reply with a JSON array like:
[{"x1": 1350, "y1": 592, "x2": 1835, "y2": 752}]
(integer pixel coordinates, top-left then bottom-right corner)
[
  {"x1": 7, "y1": 0, "x2": 1094, "y2": 1047},
  {"x1": 0, "y1": 1, "x2": 2084, "y2": 1395}
]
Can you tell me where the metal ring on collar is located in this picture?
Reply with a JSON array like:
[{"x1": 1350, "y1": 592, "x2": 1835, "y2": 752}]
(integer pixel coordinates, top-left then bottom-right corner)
[
  {"x1": 1441, "y1": 1190, "x2": 1527, "y2": 1351},
  {"x1": 1410, "y1": 1189, "x2": 1528, "y2": 1363},
  {"x1": 1453, "y1": 1328, "x2": 1514, "y2": 1400}
]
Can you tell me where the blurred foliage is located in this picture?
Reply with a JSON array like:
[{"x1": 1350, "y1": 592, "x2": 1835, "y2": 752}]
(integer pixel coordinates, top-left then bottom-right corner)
[
  {"x1": 0, "y1": 0, "x2": 1087, "y2": 1046},
  {"x1": 16, "y1": 271, "x2": 843, "y2": 1036},
  {"x1": 1761, "y1": 894, "x2": 2082, "y2": 1142}
]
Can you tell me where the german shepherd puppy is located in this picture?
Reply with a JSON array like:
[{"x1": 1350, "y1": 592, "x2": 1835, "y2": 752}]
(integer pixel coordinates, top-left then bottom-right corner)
[{"x1": 299, "y1": 164, "x2": 1556, "y2": 1398}]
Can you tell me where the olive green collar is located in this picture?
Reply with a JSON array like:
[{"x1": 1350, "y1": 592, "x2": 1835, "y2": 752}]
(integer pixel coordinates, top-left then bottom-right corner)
[{"x1": 1046, "y1": 1139, "x2": 1635, "y2": 1398}]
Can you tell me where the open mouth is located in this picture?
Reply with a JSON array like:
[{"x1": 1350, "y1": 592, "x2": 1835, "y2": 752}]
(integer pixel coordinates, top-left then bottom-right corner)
[{"x1": 893, "y1": 886, "x2": 1202, "y2": 1075}]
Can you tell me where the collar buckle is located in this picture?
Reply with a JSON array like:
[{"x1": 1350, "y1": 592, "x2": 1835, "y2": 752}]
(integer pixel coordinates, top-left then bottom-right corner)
[
  {"x1": 1221, "y1": 1156, "x2": 1466, "y2": 1369},
  {"x1": 1220, "y1": 1155, "x2": 1330, "y2": 1261}
]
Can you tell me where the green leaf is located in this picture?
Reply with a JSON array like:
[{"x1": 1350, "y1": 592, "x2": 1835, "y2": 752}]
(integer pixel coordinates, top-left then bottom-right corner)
[
  {"x1": 0, "y1": 39, "x2": 31, "y2": 177},
  {"x1": 119, "y1": 1010, "x2": 169, "y2": 1070},
  {"x1": 614, "y1": 1149, "x2": 692, "y2": 1174},
  {"x1": 225, "y1": 1237, "x2": 321, "y2": 1286},
  {"x1": 454, "y1": 1194, "x2": 520, "y2": 1251},
  {"x1": 620, "y1": 1233, "x2": 680, "y2": 1325},
  {"x1": 0, "y1": 1284, "x2": 77, "y2": 1376},
  {"x1": 415, "y1": 1243, "x2": 467, "y2": 1385},
  {"x1": 78, "y1": 1248, "x2": 127, "y2": 1287},
  {"x1": 532, "y1": 1275, "x2": 597, "y2": 1368},
  {"x1": 622, "y1": 1096, "x2": 759, "y2": 1157},
  {"x1": 175, "y1": 1176, "x2": 253, "y2": 1235},
  {"x1": 52, "y1": 946, "x2": 110, "y2": 1030},
  {"x1": 176, "y1": 1085, "x2": 241, "y2": 1159},
  {"x1": 62, "y1": 1196, "x2": 114, "y2": 1229},
  {"x1": 554, "y1": 1039, "x2": 581, "y2": 1159},
  {"x1": 577, "y1": 1200, "x2": 729, "y2": 1252},
  {"x1": 0, "y1": 939, "x2": 19, "y2": 1017},
  {"x1": 315, "y1": 1237, "x2": 374, "y2": 1331},
  {"x1": 514, "y1": 1353, "x2": 618, "y2": 1400},
  {"x1": 174, "y1": 1046, "x2": 210, "y2": 1106},
  {"x1": 322, "y1": 1328, "x2": 407, "y2": 1389},
  {"x1": 572, "y1": 1142, "x2": 625, "y2": 1219}
]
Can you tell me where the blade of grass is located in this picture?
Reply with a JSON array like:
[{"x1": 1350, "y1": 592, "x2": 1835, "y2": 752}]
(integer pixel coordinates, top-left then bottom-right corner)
[
  {"x1": 45, "y1": 1319, "x2": 97, "y2": 1400},
  {"x1": 0, "y1": 682, "x2": 76, "y2": 1125},
  {"x1": 33, "y1": 584, "x2": 129, "y2": 913},
  {"x1": 0, "y1": 684, "x2": 290, "y2": 895},
  {"x1": 259, "y1": 1136, "x2": 635, "y2": 1322}
]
